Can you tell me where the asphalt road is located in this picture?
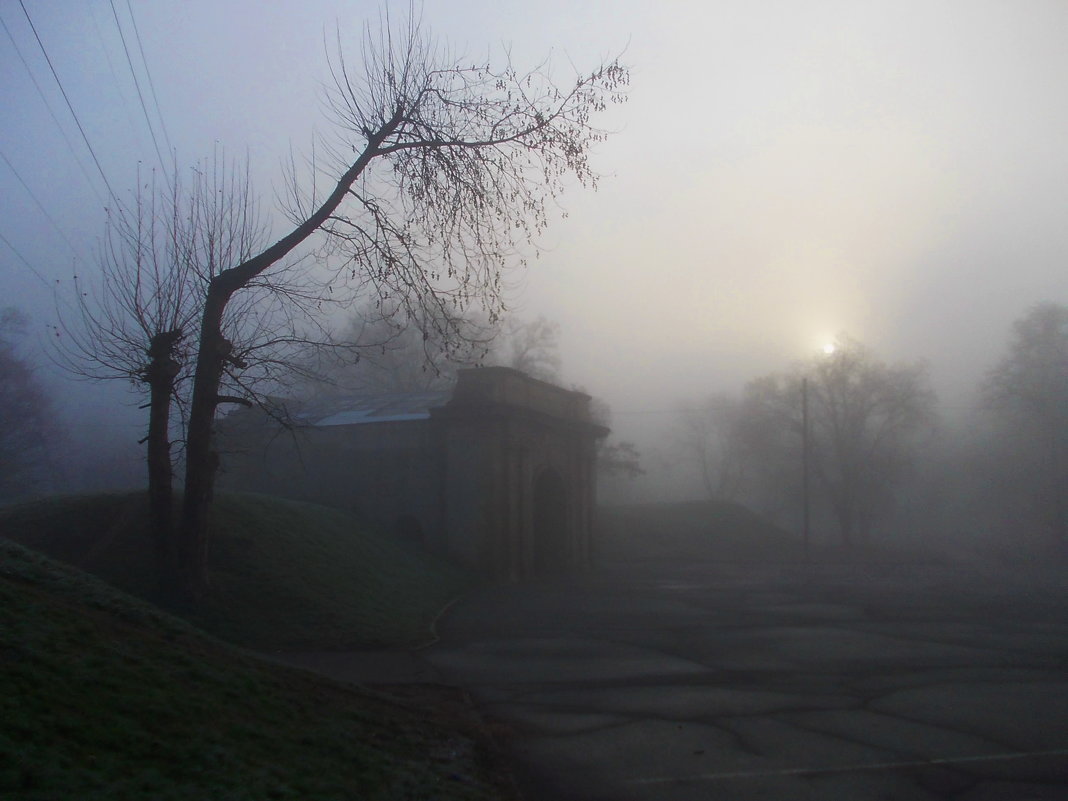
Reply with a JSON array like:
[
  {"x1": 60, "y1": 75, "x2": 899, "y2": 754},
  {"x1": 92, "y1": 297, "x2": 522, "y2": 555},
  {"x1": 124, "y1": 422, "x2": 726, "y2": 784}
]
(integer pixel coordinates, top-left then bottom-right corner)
[{"x1": 288, "y1": 557, "x2": 1068, "y2": 800}]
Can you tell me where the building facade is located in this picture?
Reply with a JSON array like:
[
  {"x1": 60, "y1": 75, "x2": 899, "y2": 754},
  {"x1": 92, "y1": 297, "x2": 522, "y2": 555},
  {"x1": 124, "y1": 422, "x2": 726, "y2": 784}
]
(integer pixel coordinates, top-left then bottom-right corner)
[{"x1": 218, "y1": 367, "x2": 607, "y2": 579}]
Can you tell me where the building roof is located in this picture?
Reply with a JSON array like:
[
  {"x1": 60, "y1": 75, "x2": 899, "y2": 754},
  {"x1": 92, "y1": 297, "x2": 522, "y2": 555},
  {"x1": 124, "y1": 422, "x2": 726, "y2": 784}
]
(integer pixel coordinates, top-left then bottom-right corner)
[{"x1": 296, "y1": 391, "x2": 452, "y2": 427}]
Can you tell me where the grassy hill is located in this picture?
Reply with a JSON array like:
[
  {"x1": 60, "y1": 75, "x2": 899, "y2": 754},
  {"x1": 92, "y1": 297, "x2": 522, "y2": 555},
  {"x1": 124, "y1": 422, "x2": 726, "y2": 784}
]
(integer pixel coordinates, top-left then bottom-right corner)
[
  {"x1": 0, "y1": 539, "x2": 517, "y2": 800},
  {"x1": 0, "y1": 492, "x2": 469, "y2": 649}
]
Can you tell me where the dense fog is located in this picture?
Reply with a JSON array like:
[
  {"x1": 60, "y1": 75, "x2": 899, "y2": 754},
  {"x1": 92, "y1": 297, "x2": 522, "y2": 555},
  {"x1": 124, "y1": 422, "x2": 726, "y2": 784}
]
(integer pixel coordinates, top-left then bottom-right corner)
[{"x1": 2, "y1": 1, "x2": 1066, "y2": 559}]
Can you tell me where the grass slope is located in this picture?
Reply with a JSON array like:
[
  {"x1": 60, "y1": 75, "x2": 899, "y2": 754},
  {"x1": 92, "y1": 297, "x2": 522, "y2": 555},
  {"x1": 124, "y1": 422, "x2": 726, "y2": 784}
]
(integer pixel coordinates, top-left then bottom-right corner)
[
  {"x1": 0, "y1": 540, "x2": 516, "y2": 800},
  {"x1": 1, "y1": 492, "x2": 469, "y2": 649}
]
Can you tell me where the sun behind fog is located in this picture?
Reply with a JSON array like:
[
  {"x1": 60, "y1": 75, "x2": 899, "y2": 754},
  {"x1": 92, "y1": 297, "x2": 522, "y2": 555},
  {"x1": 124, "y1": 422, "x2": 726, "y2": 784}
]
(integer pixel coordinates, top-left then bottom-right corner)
[{"x1": 822, "y1": 342, "x2": 836, "y2": 355}]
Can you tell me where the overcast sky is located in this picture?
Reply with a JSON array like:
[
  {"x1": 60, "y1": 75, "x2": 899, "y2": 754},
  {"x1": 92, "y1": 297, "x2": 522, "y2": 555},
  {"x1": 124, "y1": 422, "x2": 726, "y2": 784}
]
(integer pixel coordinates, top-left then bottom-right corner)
[{"x1": 2, "y1": 0, "x2": 1067, "y2": 449}]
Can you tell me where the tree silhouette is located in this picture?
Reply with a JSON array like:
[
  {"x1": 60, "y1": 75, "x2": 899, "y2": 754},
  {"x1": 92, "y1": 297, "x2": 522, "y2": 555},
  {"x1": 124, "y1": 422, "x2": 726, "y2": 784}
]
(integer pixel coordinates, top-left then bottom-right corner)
[
  {"x1": 169, "y1": 15, "x2": 627, "y2": 597},
  {"x1": 1, "y1": 308, "x2": 59, "y2": 500},
  {"x1": 985, "y1": 302, "x2": 1068, "y2": 547},
  {"x1": 742, "y1": 337, "x2": 935, "y2": 547}
]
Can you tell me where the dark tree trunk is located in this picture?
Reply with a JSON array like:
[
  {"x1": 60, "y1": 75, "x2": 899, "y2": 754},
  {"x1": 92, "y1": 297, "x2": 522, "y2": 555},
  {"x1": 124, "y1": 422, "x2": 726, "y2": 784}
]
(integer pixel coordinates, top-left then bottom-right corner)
[
  {"x1": 175, "y1": 112, "x2": 400, "y2": 600},
  {"x1": 178, "y1": 290, "x2": 230, "y2": 602},
  {"x1": 143, "y1": 330, "x2": 182, "y2": 600}
]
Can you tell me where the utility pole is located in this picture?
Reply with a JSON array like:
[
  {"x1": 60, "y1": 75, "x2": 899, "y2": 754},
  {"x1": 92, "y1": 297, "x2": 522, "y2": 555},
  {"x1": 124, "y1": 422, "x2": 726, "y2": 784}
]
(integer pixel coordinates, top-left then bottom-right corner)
[{"x1": 802, "y1": 377, "x2": 811, "y2": 561}]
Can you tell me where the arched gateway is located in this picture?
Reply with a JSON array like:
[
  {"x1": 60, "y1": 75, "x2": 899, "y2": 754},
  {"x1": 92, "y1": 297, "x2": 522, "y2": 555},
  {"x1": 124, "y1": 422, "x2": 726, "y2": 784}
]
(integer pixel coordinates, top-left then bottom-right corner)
[{"x1": 218, "y1": 367, "x2": 608, "y2": 579}]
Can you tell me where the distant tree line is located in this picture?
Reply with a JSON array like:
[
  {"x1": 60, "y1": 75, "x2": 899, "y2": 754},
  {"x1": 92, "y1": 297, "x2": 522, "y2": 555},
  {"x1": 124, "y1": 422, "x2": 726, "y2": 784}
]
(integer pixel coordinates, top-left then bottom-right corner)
[
  {"x1": 0, "y1": 307, "x2": 61, "y2": 501},
  {"x1": 679, "y1": 303, "x2": 1068, "y2": 555}
]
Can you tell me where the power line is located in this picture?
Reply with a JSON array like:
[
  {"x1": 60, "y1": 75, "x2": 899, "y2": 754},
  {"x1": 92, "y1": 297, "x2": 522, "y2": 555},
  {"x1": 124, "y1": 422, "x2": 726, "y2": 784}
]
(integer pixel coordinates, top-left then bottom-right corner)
[
  {"x1": 18, "y1": 0, "x2": 117, "y2": 201},
  {"x1": 87, "y1": 2, "x2": 141, "y2": 137},
  {"x1": 0, "y1": 149, "x2": 84, "y2": 261},
  {"x1": 0, "y1": 221, "x2": 81, "y2": 319},
  {"x1": 0, "y1": 229, "x2": 53, "y2": 290},
  {"x1": 0, "y1": 12, "x2": 107, "y2": 208},
  {"x1": 124, "y1": 0, "x2": 173, "y2": 157},
  {"x1": 108, "y1": 0, "x2": 167, "y2": 175}
]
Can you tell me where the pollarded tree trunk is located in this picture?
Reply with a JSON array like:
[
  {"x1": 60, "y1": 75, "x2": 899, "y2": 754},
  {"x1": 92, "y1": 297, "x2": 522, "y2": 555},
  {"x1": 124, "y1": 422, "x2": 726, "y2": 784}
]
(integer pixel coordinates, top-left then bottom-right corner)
[
  {"x1": 176, "y1": 120, "x2": 398, "y2": 600},
  {"x1": 143, "y1": 329, "x2": 182, "y2": 599},
  {"x1": 177, "y1": 290, "x2": 231, "y2": 601}
]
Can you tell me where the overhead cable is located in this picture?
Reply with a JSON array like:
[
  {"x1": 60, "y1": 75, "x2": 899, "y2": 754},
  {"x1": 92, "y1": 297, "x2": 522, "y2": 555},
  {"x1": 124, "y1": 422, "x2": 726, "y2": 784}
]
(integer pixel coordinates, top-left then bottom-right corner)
[
  {"x1": 18, "y1": 0, "x2": 117, "y2": 201},
  {"x1": 0, "y1": 149, "x2": 85, "y2": 261},
  {"x1": 124, "y1": 0, "x2": 172, "y2": 157},
  {"x1": 108, "y1": 0, "x2": 168, "y2": 176},
  {"x1": 0, "y1": 229, "x2": 53, "y2": 290},
  {"x1": 0, "y1": 12, "x2": 108, "y2": 208}
]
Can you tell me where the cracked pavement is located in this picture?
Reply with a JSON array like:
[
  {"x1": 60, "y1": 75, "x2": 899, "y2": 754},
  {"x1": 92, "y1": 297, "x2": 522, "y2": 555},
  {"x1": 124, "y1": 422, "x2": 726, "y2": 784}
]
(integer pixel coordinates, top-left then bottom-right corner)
[{"x1": 285, "y1": 559, "x2": 1068, "y2": 800}]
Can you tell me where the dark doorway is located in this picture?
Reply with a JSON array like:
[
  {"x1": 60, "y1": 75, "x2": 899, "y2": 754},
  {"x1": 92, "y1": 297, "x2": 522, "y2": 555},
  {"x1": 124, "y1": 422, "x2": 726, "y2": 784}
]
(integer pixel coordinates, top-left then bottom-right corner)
[{"x1": 532, "y1": 467, "x2": 568, "y2": 573}]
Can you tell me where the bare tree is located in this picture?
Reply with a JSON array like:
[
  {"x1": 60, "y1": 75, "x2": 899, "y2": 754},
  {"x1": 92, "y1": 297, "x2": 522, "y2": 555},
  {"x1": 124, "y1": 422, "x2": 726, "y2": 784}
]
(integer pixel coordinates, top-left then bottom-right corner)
[
  {"x1": 59, "y1": 168, "x2": 201, "y2": 591},
  {"x1": 490, "y1": 316, "x2": 562, "y2": 382},
  {"x1": 677, "y1": 394, "x2": 751, "y2": 502},
  {"x1": 303, "y1": 301, "x2": 495, "y2": 396},
  {"x1": 742, "y1": 337, "x2": 935, "y2": 548},
  {"x1": 299, "y1": 310, "x2": 559, "y2": 399},
  {"x1": 58, "y1": 154, "x2": 270, "y2": 595},
  {"x1": 731, "y1": 374, "x2": 807, "y2": 520},
  {"x1": 174, "y1": 14, "x2": 627, "y2": 597},
  {"x1": 587, "y1": 396, "x2": 643, "y2": 480},
  {"x1": 807, "y1": 338, "x2": 934, "y2": 546},
  {"x1": 0, "y1": 308, "x2": 60, "y2": 500},
  {"x1": 984, "y1": 302, "x2": 1068, "y2": 547}
]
